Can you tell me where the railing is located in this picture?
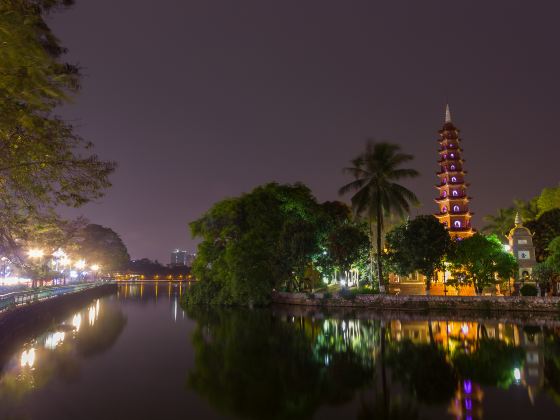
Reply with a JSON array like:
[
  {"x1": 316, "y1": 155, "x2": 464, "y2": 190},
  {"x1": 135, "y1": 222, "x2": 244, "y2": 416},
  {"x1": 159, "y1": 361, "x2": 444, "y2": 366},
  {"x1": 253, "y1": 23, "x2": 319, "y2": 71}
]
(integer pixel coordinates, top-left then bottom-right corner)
[{"x1": 0, "y1": 281, "x2": 111, "y2": 313}]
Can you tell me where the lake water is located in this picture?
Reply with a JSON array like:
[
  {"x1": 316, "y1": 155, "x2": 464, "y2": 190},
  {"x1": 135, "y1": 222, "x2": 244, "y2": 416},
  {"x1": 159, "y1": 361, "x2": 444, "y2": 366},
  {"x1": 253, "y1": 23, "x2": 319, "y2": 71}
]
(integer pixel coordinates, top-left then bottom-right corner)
[{"x1": 1, "y1": 282, "x2": 560, "y2": 419}]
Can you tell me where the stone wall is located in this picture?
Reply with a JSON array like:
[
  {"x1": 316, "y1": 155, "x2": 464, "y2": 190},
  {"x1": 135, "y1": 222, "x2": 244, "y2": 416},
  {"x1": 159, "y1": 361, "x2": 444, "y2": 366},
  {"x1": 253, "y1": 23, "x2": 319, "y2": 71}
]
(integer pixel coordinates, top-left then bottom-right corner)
[{"x1": 272, "y1": 291, "x2": 560, "y2": 313}]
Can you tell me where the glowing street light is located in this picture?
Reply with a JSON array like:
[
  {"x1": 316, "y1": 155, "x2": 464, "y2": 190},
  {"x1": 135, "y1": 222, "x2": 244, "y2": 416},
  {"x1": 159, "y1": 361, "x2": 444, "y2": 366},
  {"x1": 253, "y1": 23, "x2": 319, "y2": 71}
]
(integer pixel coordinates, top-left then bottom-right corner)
[
  {"x1": 90, "y1": 264, "x2": 100, "y2": 272},
  {"x1": 27, "y1": 249, "x2": 44, "y2": 259},
  {"x1": 60, "y1": 256, "x2": 71, "y2": 267},
  {"x1": 52, "y1": 249, "x2": 67, "y2": 259},
  {"x1": 75, "y1": 260, "x2": 86, "y2": 270}
]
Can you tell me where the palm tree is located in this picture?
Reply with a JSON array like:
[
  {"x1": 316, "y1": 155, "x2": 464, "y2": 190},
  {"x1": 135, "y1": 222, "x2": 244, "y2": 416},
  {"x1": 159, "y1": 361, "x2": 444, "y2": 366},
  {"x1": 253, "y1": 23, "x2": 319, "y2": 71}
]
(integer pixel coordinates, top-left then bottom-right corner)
[
  {"x1": 481, "y1": 207, "x2": 516, "y2": 239},
  {"x1": 339, "y1": 142, "x2": 419, "y2": 292}
]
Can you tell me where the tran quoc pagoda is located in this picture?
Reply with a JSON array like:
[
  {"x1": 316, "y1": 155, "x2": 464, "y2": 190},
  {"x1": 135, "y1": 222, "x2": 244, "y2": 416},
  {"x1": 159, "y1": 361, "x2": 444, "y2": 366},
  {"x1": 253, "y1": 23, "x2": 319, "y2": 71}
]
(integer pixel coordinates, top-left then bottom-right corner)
[{"x1": 434, "y1": 105, "x2": 475, "y2": 239}]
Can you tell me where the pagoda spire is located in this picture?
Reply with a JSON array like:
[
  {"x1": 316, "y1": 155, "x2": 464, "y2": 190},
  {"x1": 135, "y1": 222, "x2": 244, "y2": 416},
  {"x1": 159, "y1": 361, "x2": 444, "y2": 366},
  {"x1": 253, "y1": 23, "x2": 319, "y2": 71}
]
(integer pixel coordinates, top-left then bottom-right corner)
[
  {"x1": 433, "y1": 104, "x2": 474, "y2": 239},
  {"x1": 445, "y1": 103, "x2": 452, "y2": 123},
  {"x1": 515, "y1": 212, "x2": 522, "y2": 226}
]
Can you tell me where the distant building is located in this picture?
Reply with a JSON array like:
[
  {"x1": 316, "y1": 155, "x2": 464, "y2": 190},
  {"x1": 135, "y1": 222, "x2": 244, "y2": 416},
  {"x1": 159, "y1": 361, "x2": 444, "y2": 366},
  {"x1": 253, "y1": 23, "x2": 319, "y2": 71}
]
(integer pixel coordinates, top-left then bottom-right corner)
[{"x1": 170, "y1": 249, "x2": 196, "y2": 267}]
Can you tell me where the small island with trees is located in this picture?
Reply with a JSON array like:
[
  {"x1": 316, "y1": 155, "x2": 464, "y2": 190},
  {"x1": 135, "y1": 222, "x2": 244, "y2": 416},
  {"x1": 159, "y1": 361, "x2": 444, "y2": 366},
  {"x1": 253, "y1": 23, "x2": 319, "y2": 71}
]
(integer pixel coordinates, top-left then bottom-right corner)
[{"x1": 183, "y1": 113, "x2": 560, "y2": 311}]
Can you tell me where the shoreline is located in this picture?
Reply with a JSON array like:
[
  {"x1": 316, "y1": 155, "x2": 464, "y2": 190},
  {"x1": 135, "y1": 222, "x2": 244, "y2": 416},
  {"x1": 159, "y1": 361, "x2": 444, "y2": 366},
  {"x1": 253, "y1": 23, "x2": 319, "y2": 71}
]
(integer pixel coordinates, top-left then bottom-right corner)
[{"x1": 271, "y1": 291, "x2": 560, "y2": 314}]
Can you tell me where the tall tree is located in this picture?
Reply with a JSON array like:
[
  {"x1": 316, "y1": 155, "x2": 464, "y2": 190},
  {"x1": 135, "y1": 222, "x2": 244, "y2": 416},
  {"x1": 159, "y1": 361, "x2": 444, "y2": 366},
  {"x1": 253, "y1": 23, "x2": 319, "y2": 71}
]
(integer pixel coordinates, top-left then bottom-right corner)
[
  {"x1": 482, "y1": 207, "x2": 516, "y2": 239},
  {"x1": 526, "y1": 209, "x2": 560, "y2": 262},
  {"x1": 0, "y1": 1, "x2": 115, "y2": 265},
  {"x1": 386, "y1": 215, "x2": 452, "y2": 293},
  {"x1": 339, "y1": 141, "x2": 419, "y2": 292},
  {"x1": 73, "y1": 224, "x2": 130, "y2": 272},
  {"x1": 448, "y1": 234, "x2": 518, "y2": 294},
  {"x1": 537, "y1": 185, "x2": 560, "y2": 216}
]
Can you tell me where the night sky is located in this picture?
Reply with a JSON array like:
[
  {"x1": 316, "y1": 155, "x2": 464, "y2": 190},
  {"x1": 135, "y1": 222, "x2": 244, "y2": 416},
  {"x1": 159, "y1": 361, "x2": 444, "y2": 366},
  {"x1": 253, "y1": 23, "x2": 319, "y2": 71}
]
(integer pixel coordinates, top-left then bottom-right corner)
[{"x1": 50, "y1": 1, "x2": 560, "y2": 263}]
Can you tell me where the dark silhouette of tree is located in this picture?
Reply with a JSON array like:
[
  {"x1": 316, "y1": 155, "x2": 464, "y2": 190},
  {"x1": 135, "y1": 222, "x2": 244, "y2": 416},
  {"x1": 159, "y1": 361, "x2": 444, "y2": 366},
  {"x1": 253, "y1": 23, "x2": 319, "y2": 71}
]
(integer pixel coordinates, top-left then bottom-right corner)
[
  {"x1": 74, "y1": 224, "x2": 130, "y2": 272},
  {"x1": 386, "y1": 215, "x2": 452, "y2": 293}
]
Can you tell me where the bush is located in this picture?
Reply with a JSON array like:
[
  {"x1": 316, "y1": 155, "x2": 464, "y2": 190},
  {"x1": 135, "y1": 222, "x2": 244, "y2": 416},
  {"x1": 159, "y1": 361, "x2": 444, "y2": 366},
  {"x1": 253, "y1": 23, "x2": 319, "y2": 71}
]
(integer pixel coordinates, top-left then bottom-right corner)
[
  {"x1": 520, "y1": 284, "x2": 538, "y2": 296},
  {"x1": 322, "y1": 291, "x2": 332, "y2": 299},
  {"x1": 338, "y1": 288, "x2": 357, "y2": 301},
  {"x1": 356, "y1": 286, "x2": 377, "y2": 295}
]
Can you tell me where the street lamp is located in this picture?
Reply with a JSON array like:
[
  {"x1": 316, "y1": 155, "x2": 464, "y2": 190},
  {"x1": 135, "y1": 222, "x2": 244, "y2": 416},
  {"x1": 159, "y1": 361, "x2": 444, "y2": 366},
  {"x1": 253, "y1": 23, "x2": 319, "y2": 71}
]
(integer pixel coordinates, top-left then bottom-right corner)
[{"x1": 27, "y1": 249, "x2": 44, "y2": 259}]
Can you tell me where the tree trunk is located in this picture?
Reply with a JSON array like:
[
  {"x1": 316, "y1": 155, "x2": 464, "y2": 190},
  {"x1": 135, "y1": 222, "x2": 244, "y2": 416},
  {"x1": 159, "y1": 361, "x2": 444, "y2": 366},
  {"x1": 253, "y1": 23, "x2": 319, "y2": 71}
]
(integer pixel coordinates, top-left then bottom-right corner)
[
  {"x1": 425, "y1": 271, "x2": 434, "y2": 296},
  {"x1": 380, "y1": 323, "x2": 389, "y2": 412},
  {"x1": 376, "y1": 200, "x2": 385, "y2": 293},
  {"x1": 368, "y1": 220, "x2": 374, "y2": 287}
]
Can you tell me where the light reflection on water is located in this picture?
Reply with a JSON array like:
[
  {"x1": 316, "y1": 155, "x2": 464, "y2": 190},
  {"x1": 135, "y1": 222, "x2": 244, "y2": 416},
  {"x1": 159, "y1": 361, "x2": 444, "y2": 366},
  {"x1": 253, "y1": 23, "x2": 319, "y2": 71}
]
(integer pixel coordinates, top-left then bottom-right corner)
[{"x1": 0, "y1": 283, "x2": 560, "y2": 419}]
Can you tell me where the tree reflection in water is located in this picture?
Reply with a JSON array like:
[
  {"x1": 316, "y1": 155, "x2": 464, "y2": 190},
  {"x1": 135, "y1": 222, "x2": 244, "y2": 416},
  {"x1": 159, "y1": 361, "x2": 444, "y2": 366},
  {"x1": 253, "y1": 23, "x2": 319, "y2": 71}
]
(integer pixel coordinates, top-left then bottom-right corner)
[
  {"x1": 186, "y1": 307, "x2": 375, "y2": 419},
  {"x1": 187, "y1": 308, "x2": 560, "y2": 420},
  {"x1": 0, "y1": 299, "x2": 127, "y2": 405}
]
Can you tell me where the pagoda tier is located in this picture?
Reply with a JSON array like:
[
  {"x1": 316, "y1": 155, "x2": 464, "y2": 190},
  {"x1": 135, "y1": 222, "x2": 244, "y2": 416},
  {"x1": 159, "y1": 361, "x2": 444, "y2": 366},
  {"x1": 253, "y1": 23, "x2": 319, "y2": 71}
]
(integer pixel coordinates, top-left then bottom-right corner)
[{"x1": 434, "y1": 105, "x2": 474, "y2": 239}]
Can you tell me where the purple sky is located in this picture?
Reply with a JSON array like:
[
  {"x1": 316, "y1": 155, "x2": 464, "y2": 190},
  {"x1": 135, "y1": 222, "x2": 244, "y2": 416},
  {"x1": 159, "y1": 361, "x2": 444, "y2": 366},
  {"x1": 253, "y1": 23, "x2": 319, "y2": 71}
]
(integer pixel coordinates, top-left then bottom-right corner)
[{"x1": 50, "y1": 0, "x2": 560, "y2": 263}]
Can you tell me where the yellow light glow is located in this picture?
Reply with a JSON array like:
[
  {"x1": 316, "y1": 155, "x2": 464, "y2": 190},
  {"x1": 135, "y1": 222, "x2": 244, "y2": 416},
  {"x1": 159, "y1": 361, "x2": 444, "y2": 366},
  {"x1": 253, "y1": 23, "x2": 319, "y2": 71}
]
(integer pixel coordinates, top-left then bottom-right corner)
[
  {"x1": 52, "y1": 249, "x2": 67, "y2": 259},
  {"x1": 75, "y1": 260, "x2": 86, "y2": 270},
  {"x1": 45, "y1": 332, "x2": 65, "y2": 349},
  {"x1": 27, "y1": 249, "x2": 44, "y2": 259},
  {"x1": 20, "y1": 348, "x2": 36, "y2": 368},
  {"x1": 72, "y1": 313, "x2": 82, "y2": 332},
  {"x1": 60, "y1": 257, "x2": 71, "y2": 266},
  {"x1": 90, "y1": 264, "x2": 100, "y2": 272}
]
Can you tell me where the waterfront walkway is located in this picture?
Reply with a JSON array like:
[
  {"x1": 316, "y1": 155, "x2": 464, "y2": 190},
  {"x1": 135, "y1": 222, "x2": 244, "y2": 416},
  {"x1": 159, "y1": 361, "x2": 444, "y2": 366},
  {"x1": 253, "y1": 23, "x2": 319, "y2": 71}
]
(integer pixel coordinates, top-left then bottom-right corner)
[{"x1": 0, "y1": 282, "x2": 113, "y2": 314}]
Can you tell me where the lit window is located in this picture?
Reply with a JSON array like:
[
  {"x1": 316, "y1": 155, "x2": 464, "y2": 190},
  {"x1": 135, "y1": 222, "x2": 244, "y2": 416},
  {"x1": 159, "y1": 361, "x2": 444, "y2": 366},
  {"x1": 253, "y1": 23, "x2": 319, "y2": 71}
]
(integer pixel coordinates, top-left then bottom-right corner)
[
  {"x1": 451, "y1": 176, "x2": 457, "y2": 182},
  {"x1": 453, "y1": 205, "x2": 460, "y2": 212},
  {"x1": 442, "y1": 191, "x2": 447, "y2": 197},
  {"x1": 450, "y1": 153, "x2": 455, "y2": 158},
  {"x1": 454, "y1": 221, "x2": 461, "y2": 228},
  {"x1": 452, "y1": 190, "x2": 458, "y2": 197},
  {"x1": 450, "y1": 165, "x2": 456, "y2": 170},
  {"x1": 442, "y1": 206, "x2": 448, "y2": 213}
]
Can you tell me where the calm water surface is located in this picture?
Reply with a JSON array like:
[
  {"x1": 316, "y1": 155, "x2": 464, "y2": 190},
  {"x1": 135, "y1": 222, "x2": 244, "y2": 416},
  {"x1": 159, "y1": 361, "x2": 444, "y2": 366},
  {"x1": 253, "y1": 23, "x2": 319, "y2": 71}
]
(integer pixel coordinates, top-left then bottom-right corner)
[{"x1": 1, "y1": 283, "x2": 560, "y2": 419}]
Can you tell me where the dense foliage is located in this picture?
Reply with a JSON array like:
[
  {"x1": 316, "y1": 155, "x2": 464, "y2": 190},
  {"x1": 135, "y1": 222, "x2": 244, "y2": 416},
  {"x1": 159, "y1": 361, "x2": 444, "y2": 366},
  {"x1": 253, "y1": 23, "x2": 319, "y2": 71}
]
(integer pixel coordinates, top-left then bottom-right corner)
[
  {"x1": 0, "y1": 0, "x2": 115, "y2": 265},
  {"x1": 386, "y1": 215, "x2": 451, "y2": 291},
  {"x1": 482, "y1": 185, "x2": 560, "y2": 239},
  {"x1": 73, "y1": 224, "x2": 130, "y2": 272},
  {"x1": 447, "y1": 234, "x2": 518, "y2": 294},
  {"x1": 526, "y1": 209, "x2": 560, "y2": 262},
  {"x1": 186, "y1": 183, "x2": 368, "y2": 306}
]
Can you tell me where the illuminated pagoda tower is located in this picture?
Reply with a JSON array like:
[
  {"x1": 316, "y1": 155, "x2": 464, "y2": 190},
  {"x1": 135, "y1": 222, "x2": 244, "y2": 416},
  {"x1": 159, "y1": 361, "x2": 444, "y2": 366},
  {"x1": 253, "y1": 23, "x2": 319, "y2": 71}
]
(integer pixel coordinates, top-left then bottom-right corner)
[{"x1": 434, "y1": 105, "x2": 474, "y2": 239}]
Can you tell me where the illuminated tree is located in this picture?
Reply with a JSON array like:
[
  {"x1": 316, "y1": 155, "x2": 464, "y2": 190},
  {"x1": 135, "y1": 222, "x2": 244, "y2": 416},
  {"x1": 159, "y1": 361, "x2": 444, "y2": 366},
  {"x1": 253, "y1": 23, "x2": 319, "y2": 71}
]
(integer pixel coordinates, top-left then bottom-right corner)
[
  {"x1": 73, "y1": 224, "x2": 130, "y2": 272},
  {"x1": 448, "y1": 234, "x2": 518, "y2": 294},
  {"x1": 0, "y1": 1, "x2": 115, "y2": 265},
  {"x1": 386, "y1": 215, "x2": 452, "y2": 292}
]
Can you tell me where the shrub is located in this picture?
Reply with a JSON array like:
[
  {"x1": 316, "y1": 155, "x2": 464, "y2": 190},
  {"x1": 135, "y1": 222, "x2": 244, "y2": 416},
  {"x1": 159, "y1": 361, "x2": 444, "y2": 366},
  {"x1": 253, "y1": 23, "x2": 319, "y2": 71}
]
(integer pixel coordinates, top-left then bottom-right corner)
[
  {"x1": 323, "y1": 292, "x2": 332, "y2": 299},
  {"x1": 338, "y1": 288, "x2": 357, "y2": 301},
  {"x1": 356, "y1": 286, "x2": 377, "y2": 295},
  {"x1": 520, "y1": 284, "x2": 538, "y2": 297}
]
